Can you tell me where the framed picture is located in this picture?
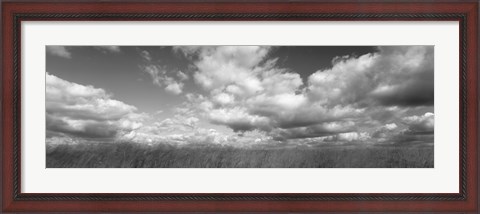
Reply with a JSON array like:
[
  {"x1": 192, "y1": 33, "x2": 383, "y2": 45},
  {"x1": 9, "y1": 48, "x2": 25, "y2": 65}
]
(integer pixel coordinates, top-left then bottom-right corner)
[{"x1": 2, "y1": 1, "x2": 478, "y2": 212}]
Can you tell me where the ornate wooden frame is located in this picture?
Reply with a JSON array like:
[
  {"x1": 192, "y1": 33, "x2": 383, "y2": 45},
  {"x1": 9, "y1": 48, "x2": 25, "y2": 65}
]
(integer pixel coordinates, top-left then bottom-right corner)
[{"x1": 2, "y1": 1, "x2": 478, "y2": 212}]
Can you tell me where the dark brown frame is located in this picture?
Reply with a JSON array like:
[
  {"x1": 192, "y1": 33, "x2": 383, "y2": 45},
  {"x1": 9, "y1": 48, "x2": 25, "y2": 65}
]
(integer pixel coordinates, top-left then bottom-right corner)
[{"x1": 1, "y1": 1, "x2": 478, "y2": 212}]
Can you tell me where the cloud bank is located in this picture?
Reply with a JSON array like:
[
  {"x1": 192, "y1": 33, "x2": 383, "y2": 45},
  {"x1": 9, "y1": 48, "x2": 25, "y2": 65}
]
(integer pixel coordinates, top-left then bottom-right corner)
[
  {"x1": 172, "y1": 46, "x2": 434, "y2": 145},
  {"x1": 46, "y1": 73, "x2": 143, "y2": 141},
  {"x1": 47, "y1": 46, "x2": 434, "y2": 147}
]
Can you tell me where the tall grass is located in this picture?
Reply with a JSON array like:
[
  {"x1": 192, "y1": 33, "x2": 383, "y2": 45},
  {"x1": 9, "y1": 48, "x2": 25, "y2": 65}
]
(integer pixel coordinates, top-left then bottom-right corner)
[{"x1": 46, "y1": 142, "x2": 433, "y2": 168}]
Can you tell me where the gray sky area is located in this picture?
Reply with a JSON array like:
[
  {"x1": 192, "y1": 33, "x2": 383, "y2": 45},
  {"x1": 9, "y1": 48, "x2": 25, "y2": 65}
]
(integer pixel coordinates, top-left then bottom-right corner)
[{"x1": 46, "y1": 46, "x2": 434, "y2": 148}]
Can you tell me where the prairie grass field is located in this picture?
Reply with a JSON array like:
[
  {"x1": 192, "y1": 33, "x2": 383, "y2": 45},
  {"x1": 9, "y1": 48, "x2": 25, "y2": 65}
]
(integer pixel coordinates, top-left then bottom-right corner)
[{"x1": 46, "y1": 142, "x2": 434, "y2": 168}]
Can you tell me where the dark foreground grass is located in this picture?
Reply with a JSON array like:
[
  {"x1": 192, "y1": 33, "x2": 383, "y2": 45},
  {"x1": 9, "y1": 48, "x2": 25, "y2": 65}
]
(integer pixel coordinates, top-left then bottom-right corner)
[{"x1": 46, "y1": 142, "x2": 433, "y2": 168}]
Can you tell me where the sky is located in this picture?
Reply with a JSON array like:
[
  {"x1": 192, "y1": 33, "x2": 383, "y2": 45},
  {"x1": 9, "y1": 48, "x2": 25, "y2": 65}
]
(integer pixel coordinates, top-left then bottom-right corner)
[{"x1": 46, "y1": 46, "x2": 434, "y2": 148}]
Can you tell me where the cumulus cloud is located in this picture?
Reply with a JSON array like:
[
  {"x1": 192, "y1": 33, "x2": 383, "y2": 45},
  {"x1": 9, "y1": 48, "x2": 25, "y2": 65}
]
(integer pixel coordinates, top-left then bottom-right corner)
[
  {"x1": 320, "y1": 132, "x2": 371, "y2": 143},
  {"x1": 372, "y1": 123, "x2": 403, "y2": 142},
  {"x1": 95, "y1": 46, "x2": 121, "y2": 53},
  {"x1": 370, "y1": 46, "x2": 434, "y2": 106},
  {"x1": 154, "y1": 115, "x2": 199, "y2": 132},
  {"x1": 403, "y1": 112, "x2": 434, "y2": 134},
  {"x1": 308, "y1": 53, "x2": 377, "y2": 106},
  {"x1": 46, "y1": 73, "x2": 143, "y2": 140},
  {"x1": 47, "y1": 46, "x2": 72, "y2": 59},
  {"x1": 48, "y1": 46, "x2": 433, "y2": 147},
  {"x1": 208, "y1": 107, "x2": 271, "y2": 132},
  {"x1": 127, "y1": 128, "x2": 224, "y2": 146},
  {"x1": 367, "y1": 112, "x2": 434, "y2": 145},
  {"x1": 177, "y1": 71, "x2": 189, "y2": 81},
  {"x1": 175, "y1": 46, "x2": 434, "y2": 144},
  {"x1": 385, "y1": 123, "x2": 398, "y2": 130},
  {"x1": 308, "y1": 46, "x2": 434, "y2": 107},
  {"x1": 124, "y1": 125, "x2": 277, "y2": 148},
  {"x1": 261, "y1": 69, "x2": 304, "y2": 95},
  {"x1": 212, "y1": 92, "x2": 235, "y2": 105},
  {"x1": 177, "y1": 46, "x2": 318, "y2": 136},
  {"x1": 270, "y1": 121, "x2": 357, "y2": 140},
  {"x1": 177, "y1": 46, "x2": 270, "y2": 95},
  {"x1": 142, "y1": 65, "x2": 186, "y2": 94},
  {"x1": 337, "y1": 132, "x2": 371, "y2": 142},
  {"x1": 47, "y1": 114, "x2": 118, "y2": 139},
  {"x1": 164, "y1": 77, "x2": 184, "y2": 95}
]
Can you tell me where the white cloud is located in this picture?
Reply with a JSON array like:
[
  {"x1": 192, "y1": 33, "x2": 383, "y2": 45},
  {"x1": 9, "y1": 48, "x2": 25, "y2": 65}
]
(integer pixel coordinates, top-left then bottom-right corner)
[
  {"x1": 366, "y1": 111, "x2": 434, "y2": 145},
  {"x1": 177, "y1": 46, "x2": 435, "y2": 143},
  {"x1": 142, "y1": 65, "x2": 165, "y2": 87},
  {"x1": 124, "y1": 46, "x2": 434, "y2": 146},
  {"x1": 142, "y1": 65, "x2": 186, "y2": 94},
  {"x1": 308, "y1": 46, "x2": 434, "y2": 107},
  {"x1": 151, "y1": 114, "x2": 199, "y2": 133},
  {"x1": 47, "y1": 46, "x2": 72, "y2": 59},
  {"x1": 124, "y1": 126, "x2": 276, "y2": 148},
  {"x1": 178, "y1": 46, "x2": 317, "y2": 136},
  {"x1": 261, "y1": 70, "x2": 303, "y2": 95},
  {"x1": 385, "y1": 123, "x2": 398, "y2": 130},
  {"x1": 46, "y1": 73, "x2": 136, "y2": 120},
  {"x1": 177, "y1": 71, "x2": 189, "y2": 81},
  {"x1": 270, "y1": 121, "x2": 356, "y2": 140},
  {"x1": 164, "y1": 79, "x2": 184, "y2": 95},
  {"x1": 46, "y1": 46, "x2": 433, "y2": 147},
  {"x1": 337, "y1": 132, "x2": 371, "y2": 142},
  {"x1": 308, "y1": 53, "x2": 377, "y2": 106},
  {"x1": 249, "y1": 93, "x2": 308, "y2": 111},
  {"x1": 212, "y1": 92, "x2": 235, "y2": 105},
  {"x1": 402, "y1": 112, "x2": 434, "y2": 134},
  {"x1": 96, "y1": 46, "x2": 121, "y2": 53},
  {"x1": 208, "y1": 107, "x2": 271, "y2": 132},
  {"x1": 46, "y1": 73, "x2": 143, "y2": 140},
  {"x1": 180, "y1": 46, "x2": 270, "y2": 95},
  {"x1": 141, "y1": 50, "x2": 152, "y2": 61}
]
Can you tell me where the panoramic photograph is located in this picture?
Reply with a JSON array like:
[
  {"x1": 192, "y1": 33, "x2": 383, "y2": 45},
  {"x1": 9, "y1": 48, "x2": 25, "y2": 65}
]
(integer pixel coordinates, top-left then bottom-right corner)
[{"x1": 46, "y1": 45, "x2": 434, "y2": 168}]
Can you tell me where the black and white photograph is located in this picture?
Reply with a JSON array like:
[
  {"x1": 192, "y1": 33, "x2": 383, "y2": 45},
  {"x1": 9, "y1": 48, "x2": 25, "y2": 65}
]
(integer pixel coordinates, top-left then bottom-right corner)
[{"x1": 46, "y1": 45, "x2": 434, "y2": 168}]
